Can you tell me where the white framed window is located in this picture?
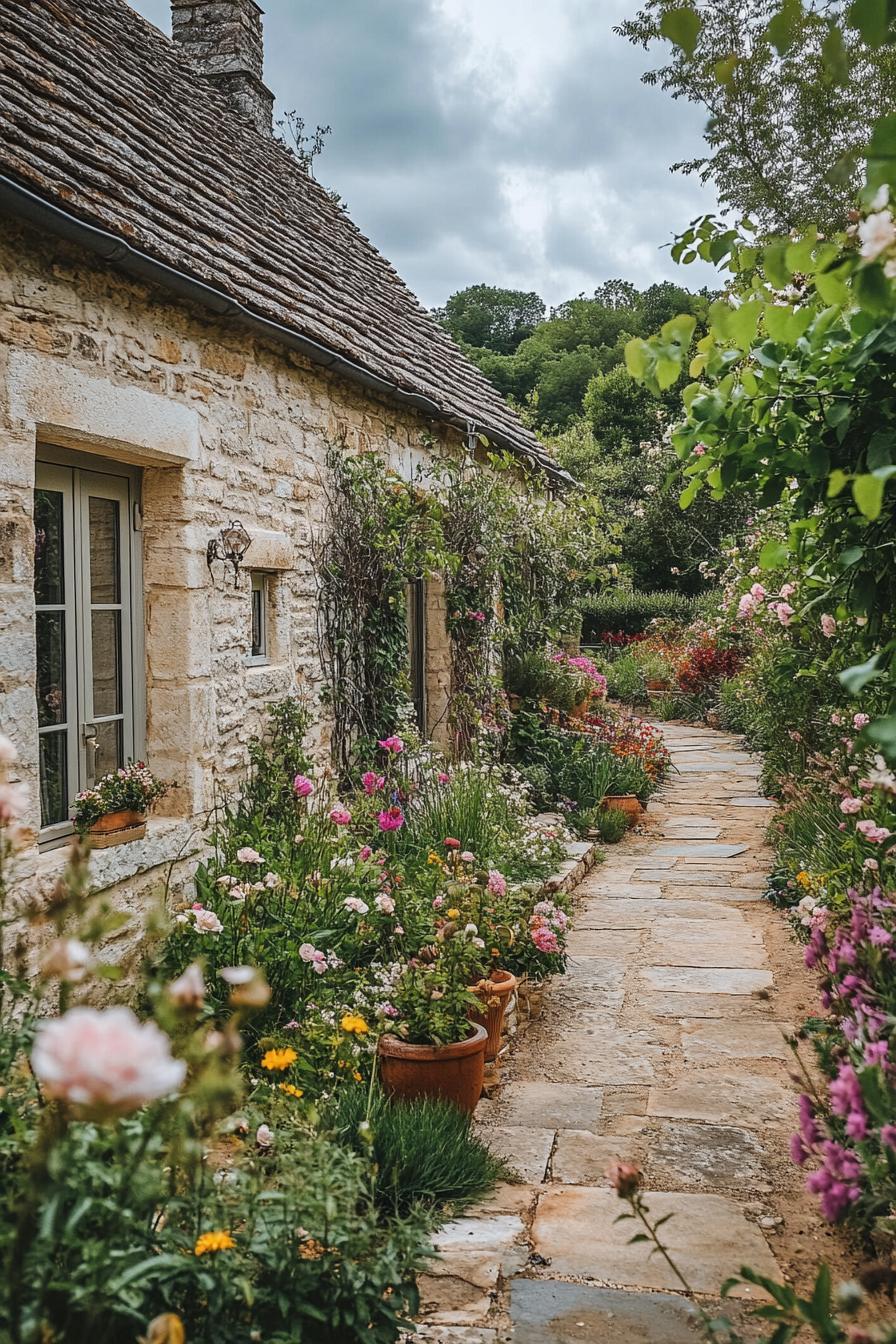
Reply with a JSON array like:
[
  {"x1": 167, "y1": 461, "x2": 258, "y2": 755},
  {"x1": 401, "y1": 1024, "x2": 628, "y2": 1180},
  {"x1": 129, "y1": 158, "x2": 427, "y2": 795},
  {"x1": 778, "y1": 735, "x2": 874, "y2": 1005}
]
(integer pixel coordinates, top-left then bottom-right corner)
[
  {"x1": 34, "y1": 451, "x2": 144, "y2": 843},
  {"x1": 248, "y1": 571, "x2": 270, "y2": 665}
]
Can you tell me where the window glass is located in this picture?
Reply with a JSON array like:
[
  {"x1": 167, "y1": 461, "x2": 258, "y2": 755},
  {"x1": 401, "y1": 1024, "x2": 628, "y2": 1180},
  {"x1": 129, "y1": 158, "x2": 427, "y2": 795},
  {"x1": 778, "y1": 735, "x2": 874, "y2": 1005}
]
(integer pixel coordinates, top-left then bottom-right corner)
[{"x1": 250, "y1": 573, "x2": 268, "y2": 661}]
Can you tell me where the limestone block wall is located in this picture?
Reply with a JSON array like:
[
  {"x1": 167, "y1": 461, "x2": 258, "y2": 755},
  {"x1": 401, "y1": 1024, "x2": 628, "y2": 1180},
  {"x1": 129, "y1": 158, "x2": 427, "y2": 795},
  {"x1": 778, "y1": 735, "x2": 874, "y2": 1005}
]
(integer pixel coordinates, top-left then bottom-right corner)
[{"x1": 0, "y1": 217, "x2": 455, "y2": 919}]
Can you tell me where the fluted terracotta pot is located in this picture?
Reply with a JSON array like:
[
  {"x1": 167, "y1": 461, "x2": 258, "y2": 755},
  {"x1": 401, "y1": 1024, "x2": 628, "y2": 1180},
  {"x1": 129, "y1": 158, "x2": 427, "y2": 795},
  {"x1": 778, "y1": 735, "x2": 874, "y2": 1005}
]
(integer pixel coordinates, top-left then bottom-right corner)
[
  {"x1": 468, "y1": 969, "x2": 517, "y2": 1062},
  {"x1": 378, "y1": 1024, "x2": 487, "y2": 1113}
]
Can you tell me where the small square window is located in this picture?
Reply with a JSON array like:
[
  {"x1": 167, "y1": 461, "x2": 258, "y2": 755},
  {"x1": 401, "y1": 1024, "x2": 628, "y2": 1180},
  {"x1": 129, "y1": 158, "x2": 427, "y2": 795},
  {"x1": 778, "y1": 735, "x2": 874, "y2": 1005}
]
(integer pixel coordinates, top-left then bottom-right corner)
[{"x1": 248, "y1": 572, "x2": 269, "y2": 664}]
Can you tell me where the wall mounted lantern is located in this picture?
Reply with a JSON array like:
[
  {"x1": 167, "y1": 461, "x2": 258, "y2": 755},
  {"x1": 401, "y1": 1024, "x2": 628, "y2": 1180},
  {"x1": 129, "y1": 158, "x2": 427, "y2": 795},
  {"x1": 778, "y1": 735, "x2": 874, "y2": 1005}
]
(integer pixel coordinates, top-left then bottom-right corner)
[{"x1": 207, "y1": 519, "x2": 252, "y2": 587}]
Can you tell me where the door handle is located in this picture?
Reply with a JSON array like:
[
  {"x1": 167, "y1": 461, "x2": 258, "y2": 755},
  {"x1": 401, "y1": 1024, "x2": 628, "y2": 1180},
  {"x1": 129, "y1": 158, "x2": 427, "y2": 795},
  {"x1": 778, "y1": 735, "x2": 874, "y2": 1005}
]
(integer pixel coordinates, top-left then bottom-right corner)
[{"x1": 82, "y1": 723, "x2": 98, "y2": 785}]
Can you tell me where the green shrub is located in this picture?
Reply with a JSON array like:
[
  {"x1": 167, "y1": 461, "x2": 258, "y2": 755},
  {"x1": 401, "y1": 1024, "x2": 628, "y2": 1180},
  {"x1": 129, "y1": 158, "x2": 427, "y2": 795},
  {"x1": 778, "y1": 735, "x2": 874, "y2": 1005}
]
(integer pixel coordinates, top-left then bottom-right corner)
[
  {"x1": 596, "y1": 807, "x2": 629, "y2": 843},
  {"x1": 326, "y1": 1088, "x2": 511, "y2": 1214},
  {"x1": 504, "y1": 650, "x2": 585, "y2": 712},
  {"x1": 581, "y1": 589, "x2": 697, "y2": 637},
  {"x1": 718, "y1": 677, "x2": 749, "y2": 734},
  {"x1": 607, "y1": 754, "x2": 652, "y2": 801},
  {"x1": 604, "y1": 654, "x2": 646, "y2": 705}
]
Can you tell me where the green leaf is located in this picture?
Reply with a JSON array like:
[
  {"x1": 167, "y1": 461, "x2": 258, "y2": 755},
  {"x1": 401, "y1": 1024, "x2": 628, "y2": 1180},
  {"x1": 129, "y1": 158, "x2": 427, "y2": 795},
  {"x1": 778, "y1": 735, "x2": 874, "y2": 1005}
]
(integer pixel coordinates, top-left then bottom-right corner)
[
  {"x1": 815, "y1": 267, "x2": 849, "y2": 306},
  {"x1": 763, "y1": 241, "x2": 792, "y2": 289},
  {"x1": 821, "y1": 23, "x2": 849, "y2": 80},
  {"x1": 767, "y1": 0, "x2": 804, "y2": 55},
  {"x1": 714, "y1": 53, "x2": 738, "y2": 83},
  {"x1": 827, "y1": 468, "x2": 849, "y2": 497},
  {"x1": 660, "y1": 5, "x2": 701, "y2": 55},
  {"x1": 661, "y1": 312, "x2": 698, "y2": 346},
  {"x1": 848, "y1": 0, "x2": 890, "y2": 46},
  {"x1": 866, "y1": 712, "x2": 896, "y2": 760},
  {"x1": 624, "y1": 338, "x2": 649, "y2": 380},
  {"x1": 855, "y1": 262, "x2": 892, "y2": 314},
  {"x1": 679, "y1": 479, "x2": 702, "y2": 509},
  {"x1": 867, "y1": 431, "x2": 896, "y2": 469},
  {"x1": 853, "y1": 472, "x2": 885, "y2": 519},
  {"x1": 839, "y1": 651, "x2": 884, "y2": 694},
  {"x1": 760, "y1": 538, "x2": 790, "y2": 569}
]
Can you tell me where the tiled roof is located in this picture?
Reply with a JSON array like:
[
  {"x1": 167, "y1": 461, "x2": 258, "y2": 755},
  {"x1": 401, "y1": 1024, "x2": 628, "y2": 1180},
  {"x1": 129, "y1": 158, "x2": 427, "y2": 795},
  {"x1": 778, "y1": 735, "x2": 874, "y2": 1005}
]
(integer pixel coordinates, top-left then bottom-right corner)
[{"x1": 0, "y1": 0, "x2": 567, "y2": 481}]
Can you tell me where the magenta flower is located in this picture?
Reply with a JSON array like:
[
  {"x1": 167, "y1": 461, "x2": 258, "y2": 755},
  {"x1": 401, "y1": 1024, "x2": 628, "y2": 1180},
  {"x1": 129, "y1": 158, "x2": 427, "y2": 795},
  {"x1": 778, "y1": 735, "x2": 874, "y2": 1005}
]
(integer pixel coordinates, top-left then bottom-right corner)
[
  {"x1": 692, "y1": 443, "x2": 706, "y2": 456},
  {"x1": 377, "y1": 805, "x2": 404, "y2": 832},
  {"x1": 377, "y1": 735, "x2": 404, "y2": 754},
  {"x1": 854, "y1": 713, "x2": 870, "y2": 730},
  {"x1": 292, "y1": 774, "x2": 314, "y2": 799},
  {"x1": 531, "y1": 925, "x2": 559, "y2": 954},
  {"x1": 437, "y1": 771, "x2": 451, "y2": 784},
  {"x1": 362, "y1": 771, "x2": 385, "y2": 794},
  {"x1": 329, "y1": 806, "x2": 352, "y2": 825},
  {"x1": 358, "y1": 845, "x2": 373, "y2": 860}
]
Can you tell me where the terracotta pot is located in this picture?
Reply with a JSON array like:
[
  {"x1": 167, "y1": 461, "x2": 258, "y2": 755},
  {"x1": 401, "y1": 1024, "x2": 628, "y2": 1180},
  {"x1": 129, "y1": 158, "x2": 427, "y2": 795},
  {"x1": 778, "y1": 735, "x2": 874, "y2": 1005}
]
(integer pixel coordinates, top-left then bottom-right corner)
[
  {"x1": 89, "y1": 808, "x2": 146, "y2": 834},
  {"x1": 378, "y1": 1024, "x2": 487, "y2": 1114},
  {"x1": 569, "y1": 697, "x2": 591, "y2": 721},
  {"x1": 468, "y1": 969, "x2": 517, "y2": 1062},
  {"x1": 601, "y1": 794, "x2": 642, "y2": 828},
  {"x1": 645, "y1": 678, "x2": 671, "y2": 693}
]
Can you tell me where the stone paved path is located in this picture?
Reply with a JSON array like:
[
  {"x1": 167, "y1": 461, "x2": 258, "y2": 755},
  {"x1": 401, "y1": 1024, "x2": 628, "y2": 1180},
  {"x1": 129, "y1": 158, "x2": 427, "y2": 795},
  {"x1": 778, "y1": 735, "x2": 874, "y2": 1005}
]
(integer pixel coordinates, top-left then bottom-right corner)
[{"x1": 414, "y1": 723, "x2": 814, "y2": 1343}]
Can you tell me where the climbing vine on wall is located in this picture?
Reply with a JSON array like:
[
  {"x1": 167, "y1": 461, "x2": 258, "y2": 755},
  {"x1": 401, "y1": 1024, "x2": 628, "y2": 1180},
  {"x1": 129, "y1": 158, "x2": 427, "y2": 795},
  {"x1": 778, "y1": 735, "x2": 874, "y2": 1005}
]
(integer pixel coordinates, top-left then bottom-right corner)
[{"x1": 314, "y1": 443, "x2": 448, "y2": 774}]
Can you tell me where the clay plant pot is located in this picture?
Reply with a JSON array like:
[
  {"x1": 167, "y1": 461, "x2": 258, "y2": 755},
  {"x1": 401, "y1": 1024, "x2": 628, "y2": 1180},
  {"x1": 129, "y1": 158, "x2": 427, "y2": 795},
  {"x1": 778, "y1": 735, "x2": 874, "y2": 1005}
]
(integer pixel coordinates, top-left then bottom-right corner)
[
  {"x1": 601, "y1": 794, "x2": 643, "y2": 828},
  {"x1": 468, "y1": 969, "x2": 517, "y2": 1063},
  {"x1": 378, "y1": 1024, "x2": 487, "y2": 1114},
  {"x1": 569, "y1": 697, "x2": 592, "y2": 721},
  {"x1": 89, "y1": 808, "x2": 146, "y2": 834}
]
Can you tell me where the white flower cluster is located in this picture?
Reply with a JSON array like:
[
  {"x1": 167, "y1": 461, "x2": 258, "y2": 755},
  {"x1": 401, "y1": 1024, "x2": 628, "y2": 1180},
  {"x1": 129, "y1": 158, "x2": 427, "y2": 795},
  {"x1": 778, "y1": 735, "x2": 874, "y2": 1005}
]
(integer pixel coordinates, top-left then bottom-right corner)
[{"x1": 857, "y1": 187, "x2": 896, "y2": 276}]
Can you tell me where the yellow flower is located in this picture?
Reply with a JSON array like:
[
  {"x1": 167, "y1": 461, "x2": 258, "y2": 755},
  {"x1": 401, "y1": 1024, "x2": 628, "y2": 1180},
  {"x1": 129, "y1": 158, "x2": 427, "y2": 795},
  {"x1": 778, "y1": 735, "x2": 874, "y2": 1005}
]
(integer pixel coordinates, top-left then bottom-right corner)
[
  {"x1": 261, "y1": 1046, "x2": 298, "y2": 1071},
  {"x1": 279, "y1": 1082, "x2": 304, "y2": 1099},
  {"x1": 427, "y1": 851, "x2": 443, "y2": 866},
  {"x1": 352, "y1": 1070, "x2": 363, "y2": 1082},
  {"x1": 447, "y1": 908, "x2": 461, "y2": 919},
  {"x1": 796, "y1": 871, "x2": 811, "y2": 888},
  {"x1": 340, "y1": 1013, "x2": 369, "y2": 1035},
  {"x1": 298, "y1": 1236, "x2": 327, "y2": 1260},
  {"x1": 194, "y1": 1230, "x2": 236, "y2": 1256}
]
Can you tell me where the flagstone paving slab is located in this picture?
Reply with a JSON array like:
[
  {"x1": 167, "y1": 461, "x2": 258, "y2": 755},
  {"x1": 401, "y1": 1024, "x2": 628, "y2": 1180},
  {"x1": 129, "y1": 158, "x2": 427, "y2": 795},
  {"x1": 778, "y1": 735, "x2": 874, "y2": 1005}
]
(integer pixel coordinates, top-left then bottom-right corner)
[
  {"x1": 481, "y1": 1081, "x2": 605, "y2": 1133},
  {"x1": 645, "y1": 1121, "x2": 770, "y2": 1192},
  {"x1": 645, "y1": 936, "x2": 769, "y2": 970},
  {"x1": 473, "y1": 1125, "x2": 555, "y2": 1184},
  {"x1": 518, "y1": 1028, "x2": 667, "y2": 1085},
  {"x1": 650, "y1": 842, "x2": 750, "y2": 858},
  {"x1": 550, "y1": 1129, "x2": 639, "y2": 1184},
  {"x1": 642, "y1": 966, "x2": 773, "y2": 994},
  {"x1": 641, "y1": 991, "x2": 775, "y2": 1019},
  {"x1": 509, "y1": 1280, "x2": 702, "y2": 1343},
  {"x1": 647, "y1": 1070, "x2": 795, "y2": 1126},
  {"x1": 565, "y1": 928, "x2": 644, "y2": 957},
  {"x1": 530, "y1": 1187, "x2": 780, "y2": 1294},
  {"x1": 680, "y1": 1020, "x2": 791, "y2": 1063}
]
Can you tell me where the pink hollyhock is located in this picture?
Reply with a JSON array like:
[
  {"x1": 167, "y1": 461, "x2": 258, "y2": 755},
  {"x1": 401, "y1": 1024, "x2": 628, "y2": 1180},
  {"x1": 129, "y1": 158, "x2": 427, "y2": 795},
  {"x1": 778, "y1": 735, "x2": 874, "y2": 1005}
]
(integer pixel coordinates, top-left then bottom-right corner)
[
  {"x1": 292, "y1": 774, "x2": 313, "y2": 798},
  {"x1": 377, "y1": 735, "x2": 404, "y2": 753},
  {"x1": 329, "y1": 806, "x2": 352, "y2": 825},
  {"x1": 378, "y1": 805, "x2": 405, "y2": 832},
  {"x1": 31, "y1": 1006, "x2": 186, "y2": 1115}
]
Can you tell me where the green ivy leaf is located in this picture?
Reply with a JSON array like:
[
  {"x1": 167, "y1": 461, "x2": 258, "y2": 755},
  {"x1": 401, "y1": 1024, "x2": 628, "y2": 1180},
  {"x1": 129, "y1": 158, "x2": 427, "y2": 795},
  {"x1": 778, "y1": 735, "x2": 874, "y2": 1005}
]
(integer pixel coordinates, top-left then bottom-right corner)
[{"x1": 659, "y1": 5, "x2": 701, "y2": 54}]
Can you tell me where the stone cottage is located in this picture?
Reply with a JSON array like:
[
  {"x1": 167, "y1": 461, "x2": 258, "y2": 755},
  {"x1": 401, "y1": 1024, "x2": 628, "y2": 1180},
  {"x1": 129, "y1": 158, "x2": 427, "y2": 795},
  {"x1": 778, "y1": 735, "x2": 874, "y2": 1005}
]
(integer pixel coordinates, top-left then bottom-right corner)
[{"x1": 0, "y1": 0, "x2": 565, "y2": 913}]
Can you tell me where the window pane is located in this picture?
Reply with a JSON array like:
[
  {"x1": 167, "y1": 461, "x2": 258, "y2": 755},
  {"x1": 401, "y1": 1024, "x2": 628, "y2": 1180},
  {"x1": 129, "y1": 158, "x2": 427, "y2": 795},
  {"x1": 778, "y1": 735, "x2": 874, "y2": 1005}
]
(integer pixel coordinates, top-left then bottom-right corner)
[
  {"x1": 34, "y1": 488, "x2": 64, "y2": 605},
  {"x1": 251, "y1": 580, "x2": 265, "y2": 657},
  {"x1": 39, "y1": 732, "x2": 68, "y2": 827},
  {"x1": 88, "y1": 496, "x2": 121, "y2": 604},
  {"x1": 95, "y1": 718, "x2": 123, "y2": 780},
  {"x1": 91, "y1": 609, "x2": 122, "y2": 717},
  {"x1": 36, "y1": 610, "x2": 66, "y2": 727}
]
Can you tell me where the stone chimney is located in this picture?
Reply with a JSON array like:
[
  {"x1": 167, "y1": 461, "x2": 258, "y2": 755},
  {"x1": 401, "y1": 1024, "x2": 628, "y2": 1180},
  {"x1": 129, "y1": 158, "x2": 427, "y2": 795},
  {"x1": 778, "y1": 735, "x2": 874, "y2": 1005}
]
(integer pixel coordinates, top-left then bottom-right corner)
[{"x1": 171, "y1": 0, "x2": 274, "y2": 135}]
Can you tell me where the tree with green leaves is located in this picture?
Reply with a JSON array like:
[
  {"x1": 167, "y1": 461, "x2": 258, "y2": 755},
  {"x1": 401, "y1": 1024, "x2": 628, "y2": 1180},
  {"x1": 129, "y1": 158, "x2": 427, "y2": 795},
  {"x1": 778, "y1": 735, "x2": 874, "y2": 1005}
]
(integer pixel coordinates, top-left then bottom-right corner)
[
  {"x1": 433, "y1": 285, "x2": 546, "y2": 356},
  {"x1": 617, "y1": 0, "x2": 896, "y2": 236}
]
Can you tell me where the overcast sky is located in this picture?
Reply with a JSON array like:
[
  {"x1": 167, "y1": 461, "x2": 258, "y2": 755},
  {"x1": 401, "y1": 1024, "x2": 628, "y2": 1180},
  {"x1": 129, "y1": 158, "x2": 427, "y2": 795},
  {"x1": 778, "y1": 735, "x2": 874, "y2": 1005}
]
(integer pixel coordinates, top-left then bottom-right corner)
[{"x1": 129, "y1": 0, "x2": 719, "y2": 310}]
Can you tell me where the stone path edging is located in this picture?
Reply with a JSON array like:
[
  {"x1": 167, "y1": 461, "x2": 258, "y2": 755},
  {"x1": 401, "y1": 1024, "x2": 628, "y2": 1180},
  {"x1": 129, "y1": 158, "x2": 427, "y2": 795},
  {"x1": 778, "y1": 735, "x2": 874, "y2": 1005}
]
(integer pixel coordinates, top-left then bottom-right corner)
[{"x1": 413, "y1": 723, "x2": 815, "y2": 1343}]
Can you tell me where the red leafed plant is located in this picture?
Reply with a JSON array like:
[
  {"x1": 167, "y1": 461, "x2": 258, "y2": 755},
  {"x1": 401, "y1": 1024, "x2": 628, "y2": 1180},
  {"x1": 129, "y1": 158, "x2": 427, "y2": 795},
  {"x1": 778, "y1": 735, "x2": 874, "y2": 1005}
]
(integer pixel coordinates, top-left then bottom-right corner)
[{"x1": 677, "y1": 638, "x2": 743, "y2": 696}]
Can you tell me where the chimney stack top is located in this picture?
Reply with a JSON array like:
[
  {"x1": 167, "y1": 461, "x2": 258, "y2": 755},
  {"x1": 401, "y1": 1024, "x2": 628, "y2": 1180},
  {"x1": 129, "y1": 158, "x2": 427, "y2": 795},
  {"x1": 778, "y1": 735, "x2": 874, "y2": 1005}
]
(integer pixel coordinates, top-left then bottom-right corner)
[{"x1": 171, "y1": 0, "x2": 274, "y2": 136}]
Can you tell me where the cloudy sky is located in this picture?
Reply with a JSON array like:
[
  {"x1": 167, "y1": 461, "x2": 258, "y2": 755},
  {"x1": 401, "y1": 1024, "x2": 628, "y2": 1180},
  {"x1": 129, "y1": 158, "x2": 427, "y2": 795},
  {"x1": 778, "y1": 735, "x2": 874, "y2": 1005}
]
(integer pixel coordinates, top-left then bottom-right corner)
[{"x1": 129, "y1": 0, "x2": 718, "y2": 309}]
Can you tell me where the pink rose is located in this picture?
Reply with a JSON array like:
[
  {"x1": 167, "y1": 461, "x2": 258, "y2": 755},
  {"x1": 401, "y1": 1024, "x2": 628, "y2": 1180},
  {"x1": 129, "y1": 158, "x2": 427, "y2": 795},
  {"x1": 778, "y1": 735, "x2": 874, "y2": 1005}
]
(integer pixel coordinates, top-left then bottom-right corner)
[
  {"x1": 192, "y1": 907, "x2": 223, "y2": 935},
  {"x1": 779, "y1": 583, "x2": 796, "y2": 599},
  {"x1": 853, "y1": 713, "x2": 870, "y2": 730},
  {"x1": 236, "y1": 847, "x2": 263, "y2": 865},
  {"x1": 776, "y1": 603, "x2": 795, "y2": 626},
  {"x1": 377, "y1": 736, "x2": 404, "y2": 753},
  {"x1": 31, "y1": 1006, "x2": 186, "y2": 1115},
  {"x1": 840, "y1": 797, "x2": 863, "y2": 815},
  {"x1": 292, "y1": 774, "x2": 314, "y2": 798},
  {"x1": 820, "y1": 614, "x2": 837, "y2": 638},
  {"x1": 329, "y1": 806, "x2": 352, "y2": 825},
  {"x1": 749, "y1": 583, "x2": 765, "y2": 601}
]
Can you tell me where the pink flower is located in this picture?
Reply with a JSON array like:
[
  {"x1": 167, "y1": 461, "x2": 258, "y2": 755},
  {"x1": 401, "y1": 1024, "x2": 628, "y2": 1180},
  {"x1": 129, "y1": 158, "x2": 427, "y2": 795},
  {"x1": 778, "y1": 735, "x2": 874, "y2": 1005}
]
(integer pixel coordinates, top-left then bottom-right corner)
[
  {"x1": 377, "y1": 805, "x2": 404, "y2": 832},
  {"x1": 840, "y1": 797, "x2": 863, "y2": 815},
  {"x1": 236, "y1": 847, "x2": 263, "y2": 865},
  {"x1": 487, "y1": 870, "x2": 507, "y2": 896},
  {"x1": 863, "y1": 858, "x2": 879, "y2": 872},
  {"x1": 256, "y1": 1123, "x2": 274, "y2": 1151},
  {"x1": 432, "y1": 895, "x2": 444, "y2": 910},
  {"x1": 437, "y1": 771, "x2": 451, "y2": 785},
  {"x1": 358, "y1": 845, "x2": 373, "y2": 860},
  {"x1": 468, "y1": 610, "x2": 486, "y2": 622},
  {"x1": 820, "y1": 614, "x2": 837, "y2": 638},
  {"x1": 192, "y1": 907, "x2": 223, "y2": 935},
  {"x1": 460, "y1": 850, "x2": 475, "y2": 863},
  {"x1": 31, "y1": 1006, "x2": 186, "y2": 1115},
  {"x1": 362, "y1": 771, "x2": 384, "y2": 794},
  {"x1": 167, "y1": 961, "x2": 206, "y2": 1008},
  {"x1": 375, "y1": 893, "x2": 395, "y2": 914},
  {"x1": 692, "y1": 443, "x2": 706, "y2": 457},
  {"x1": 531, "y1": 925, "x2": 559, "y2": 954},
  {"x1": 343, "y1": 896, "x2": 369, "y2": 914},
  {"x1": 329, "y1": 806, "x2": 352, "y2": 825},
  {"x1": 780, "y1": 582, "x2": 796, "y2": 599},
  {"x1": 444, "y1": 837, "x2": 460, "y2": 849},
  {"x1": 853, "y1": 713, "x2": 870, "y2": 730},
  {"x1": 776, "y1": 602, "x2": 795, "y2": 626},
  {"x1": 292, "y1": 774, "x2": 314, "y2": 798},
  {"x1": 857, "y1": 820, "x2": 891, "y2": 844},
  {"x1": 737, "y1": 594, "x2": 757, "y2": 620},
  {"x1": 377, "y1": 736, "x2": 404, "y2": 754},
  {"x1": 830, "y1": 712, "x2": 844, "y2": 727},
  {"x1": 749, "y1": 583, "x2": 766, "y2": 601}
]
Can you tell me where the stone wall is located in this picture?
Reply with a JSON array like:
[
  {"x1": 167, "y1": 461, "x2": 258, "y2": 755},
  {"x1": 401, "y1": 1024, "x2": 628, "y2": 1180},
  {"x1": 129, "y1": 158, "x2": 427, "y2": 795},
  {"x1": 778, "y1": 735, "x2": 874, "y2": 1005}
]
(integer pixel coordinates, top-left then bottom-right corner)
[{"x1": 0, "y1": 217, "x2": 457, "y2": 924}]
